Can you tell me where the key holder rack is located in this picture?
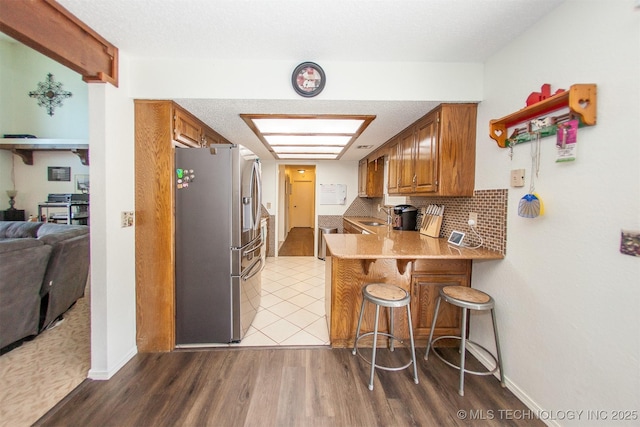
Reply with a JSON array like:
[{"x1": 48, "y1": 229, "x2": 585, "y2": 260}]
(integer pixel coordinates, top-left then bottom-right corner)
[{"x1": 489, "y1": 83, "x2": 597, "y2": 148}]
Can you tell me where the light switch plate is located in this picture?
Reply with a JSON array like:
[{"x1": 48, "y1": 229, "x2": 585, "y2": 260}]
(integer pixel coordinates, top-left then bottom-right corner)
[
  {"x1": 511, "y1": 169, "x2": 525, "y2": 187},
  {"x1": 121, "y1": 211, "x2": 134, "y2": 227}
]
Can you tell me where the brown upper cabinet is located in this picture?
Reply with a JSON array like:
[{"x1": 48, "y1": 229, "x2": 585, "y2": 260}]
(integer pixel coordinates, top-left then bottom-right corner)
[
  {"x1": 357, "y1": 159, "x2": 368, "y2": 197},
  {"x1": 386, "y1": 138, "x2": 400, "y2": 194},
  {"x1": 377, "y1": 103, "x2": 477, "y2": 197},
  {"x1": 173, "y1": 104, "x2": 229, "y2": 148},
  {"x1": 358, "y1": 155, "x2": 385, "y2": 198},
  {"x1": 367, "y1": 156, "x2": 385, "y2": 197}
]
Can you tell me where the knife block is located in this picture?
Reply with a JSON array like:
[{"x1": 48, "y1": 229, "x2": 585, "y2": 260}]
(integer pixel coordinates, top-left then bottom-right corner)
[{"x1": 419, "y1": 214, "x2": 442, "y2": 238}]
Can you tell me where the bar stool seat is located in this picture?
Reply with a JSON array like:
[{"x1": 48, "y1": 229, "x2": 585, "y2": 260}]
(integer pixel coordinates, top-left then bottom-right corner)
[
  {"x1": 352, "y1": 283, "x2": 419, "y2": 390},
  {"x1": 425, "y1": 286, "x2": 505, "y2": 396}
]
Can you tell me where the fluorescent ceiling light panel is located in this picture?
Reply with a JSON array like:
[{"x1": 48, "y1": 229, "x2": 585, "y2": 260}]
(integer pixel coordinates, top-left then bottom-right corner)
[
  {"x1": 272, "y1": 146, "x2": 343, "y2": 154},
  {"x1": 241, "y1": 114, "x2": 376, "y2": 160},
  {"x1": 264, "y1": 135, "x2": 352, "y2": 146},
  {"x1": 253, "y1": 118, "x2": 364, "y2": 134},
  {"x1": 278, "y1": 153, "x2": 338, "y2": 160}
]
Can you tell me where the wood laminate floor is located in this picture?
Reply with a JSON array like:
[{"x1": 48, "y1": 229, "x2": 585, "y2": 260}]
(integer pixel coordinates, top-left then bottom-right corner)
[
  {"x1": 36, "y1": 346, "x2": 543, "y2": 427},
  {"x1": 278, "y1": 227, "x2": 314, "y2": 256}
]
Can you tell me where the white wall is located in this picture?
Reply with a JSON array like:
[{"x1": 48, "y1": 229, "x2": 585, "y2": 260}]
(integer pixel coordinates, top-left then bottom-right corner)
[
  {"x1": 87, "y1": 53, "x2": 137, "y2": 379},
  {"x1": 130, "y1": 59, "x2": 483, "y2": 102},
  {"x1": 0, "y1": 38, "x2": 89, "y2": 215},
  {"x1": 13, "y1": 151, "x2": 89, "y2": 218},
  {"x1": 0, "y1": 39, "x2": 88, "y2": 138},
  {"x1": 473, "y1": 1, "x2": 639, "y2": 424}
]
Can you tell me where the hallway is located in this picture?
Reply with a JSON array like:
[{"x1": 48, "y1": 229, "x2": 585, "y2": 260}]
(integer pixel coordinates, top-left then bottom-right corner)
[{"x1": 277, "y1": 227, "x2": 314, "y2": 256}]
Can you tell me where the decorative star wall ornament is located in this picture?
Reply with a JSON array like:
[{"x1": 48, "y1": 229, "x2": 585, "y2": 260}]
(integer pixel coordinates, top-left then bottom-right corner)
[{"x1": 28, "y1": 73, "x2": 72, "y2": 116}]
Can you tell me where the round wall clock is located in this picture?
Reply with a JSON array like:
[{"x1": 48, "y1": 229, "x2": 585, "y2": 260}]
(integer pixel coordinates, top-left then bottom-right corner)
[{"x1": 292, "y1": 62, "x2": 325, "y2": 97}]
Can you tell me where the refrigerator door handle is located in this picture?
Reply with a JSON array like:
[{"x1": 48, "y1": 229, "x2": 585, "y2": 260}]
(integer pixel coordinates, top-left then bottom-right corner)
[
  {"x1": 242, "y1": 257, "x2": 263, "y2": 281},
  {"x1": 251, "y1": 161, "x2": 262, "y2": 232},
  {"x1": 236, "y1": 236, "x2": 263, "y2": 257}
]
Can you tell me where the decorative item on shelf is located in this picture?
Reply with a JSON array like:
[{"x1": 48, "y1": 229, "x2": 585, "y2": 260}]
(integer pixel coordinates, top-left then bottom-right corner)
[
  {"x1": 6, "y1": 190, "x2": 17, "y2": 210},
  {"x1": 28, "y1": 73, "x2": 73, "y2": 116},
  {"x1": 490, "y1": 83, "x2": 597, "y2": 148},
  {"x1": 291, "y1": 62, "x2": 325, "y2": 97},
  {"x1": 555, "y1": 119, "x2": 579, "y2": 162},
  {"x1": 518, "y1": 123, "x2": 545, "y2": 218}
]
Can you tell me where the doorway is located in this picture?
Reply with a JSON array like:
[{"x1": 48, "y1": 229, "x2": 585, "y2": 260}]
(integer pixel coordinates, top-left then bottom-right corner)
[{"x1": 278, "y1": 165, "x2": 316, "y2": 256}]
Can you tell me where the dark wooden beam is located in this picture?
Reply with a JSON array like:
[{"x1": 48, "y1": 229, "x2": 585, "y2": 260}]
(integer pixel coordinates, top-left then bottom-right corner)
[
  {"x1": 0, "y1": 143, "x2": 90, "y2": 165},
  {"x1": 12, "y1": 149, "x2": 34, "y2": 165},
  {"x1": 0, "y1": 0, "x2": 118, "y2": 86}
]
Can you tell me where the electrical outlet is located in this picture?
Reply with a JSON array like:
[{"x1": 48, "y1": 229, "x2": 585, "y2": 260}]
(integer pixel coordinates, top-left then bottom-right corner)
[
  {"x1": 511, "y1": 169, "x2": 525, "y2": 187},
  {"x1": 266, "y1": 202, "x2": 271, "y2": 209},
  {"x1": 468, "y1": 212, "x2": 478, "y2": 226},
  {"x1": 121, "y1": 211, "x2": 134, "y2": 228}
]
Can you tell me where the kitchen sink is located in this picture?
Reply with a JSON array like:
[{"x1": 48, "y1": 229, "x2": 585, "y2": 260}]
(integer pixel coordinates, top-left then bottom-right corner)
[{"x1": 359, "y1": 221, "x2": 385, "y2": 226}]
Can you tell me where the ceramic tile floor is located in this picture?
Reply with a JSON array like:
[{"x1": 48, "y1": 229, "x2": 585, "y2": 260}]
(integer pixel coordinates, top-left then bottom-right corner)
[{"x1": 232, "y1": 256, "x2": 329, "y2": 347}]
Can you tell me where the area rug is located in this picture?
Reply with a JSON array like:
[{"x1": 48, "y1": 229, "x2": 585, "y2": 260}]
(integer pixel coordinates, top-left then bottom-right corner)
[{"x1": 0, "y1": 286, "x2": 90, "y2": 427}]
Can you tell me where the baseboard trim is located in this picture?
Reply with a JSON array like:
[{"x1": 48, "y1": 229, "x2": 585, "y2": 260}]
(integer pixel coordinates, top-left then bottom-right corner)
[
  {"x1": 467, "y1": 344, "x2": 558, "y2": 427},
  {"x1": 88, "y1": 345, "x2": 137, "y2": 380}
]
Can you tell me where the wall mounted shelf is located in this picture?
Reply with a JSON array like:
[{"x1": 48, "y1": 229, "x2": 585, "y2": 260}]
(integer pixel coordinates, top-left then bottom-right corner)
[
  {"x1": 489, "y1": 83, "x2": 597, "y2": 148},
  {"x1": 0, "y1": 139, "x2": 89, "y2": 165}
]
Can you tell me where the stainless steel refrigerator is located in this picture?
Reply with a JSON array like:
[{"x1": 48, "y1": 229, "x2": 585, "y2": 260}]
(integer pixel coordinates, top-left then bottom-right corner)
[{"x1": 175, "y1": 144, "x2": 264, "y2": 345}]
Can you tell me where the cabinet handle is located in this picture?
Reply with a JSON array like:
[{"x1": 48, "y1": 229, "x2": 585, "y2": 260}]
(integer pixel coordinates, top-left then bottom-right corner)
[{"x1": 413, "y1": 174, "x2": 417, "y2": 183}]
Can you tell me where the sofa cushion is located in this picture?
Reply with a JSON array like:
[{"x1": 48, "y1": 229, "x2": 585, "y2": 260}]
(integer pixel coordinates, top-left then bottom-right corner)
[
  {"x1": 0, "y1": 221, "x2": 43, "y2": 239},
  {"x1": 0, "y1": 238, "x2": 44, "y2": 255},
  {"x1": 37, "y1": 223, "x2": 89, "y2": 245}
]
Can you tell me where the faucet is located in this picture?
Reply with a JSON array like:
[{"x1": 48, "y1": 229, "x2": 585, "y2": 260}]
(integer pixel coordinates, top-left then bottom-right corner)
[{"x1": 378, "y1": 204, "x2": 392, "y2": 225}]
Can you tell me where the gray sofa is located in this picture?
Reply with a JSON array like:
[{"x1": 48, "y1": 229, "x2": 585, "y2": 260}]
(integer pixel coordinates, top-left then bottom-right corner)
[{"x1": 0, "y1": 221, "x2": 90, "y2": 351}]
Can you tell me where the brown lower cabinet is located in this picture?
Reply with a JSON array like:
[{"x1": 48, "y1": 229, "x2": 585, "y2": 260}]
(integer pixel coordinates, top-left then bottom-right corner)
[
  {"x1": 410, "y1": 259, "x2": 470, "y2": 339},
  {"x1": 326, "y1": 256, "x2": 471, "y2": 348}
]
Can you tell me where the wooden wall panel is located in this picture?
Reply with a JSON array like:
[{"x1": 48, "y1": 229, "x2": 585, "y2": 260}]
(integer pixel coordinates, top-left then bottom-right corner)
[{"x1": 134, "y1": 101, "x2": 175, "y2": 352}]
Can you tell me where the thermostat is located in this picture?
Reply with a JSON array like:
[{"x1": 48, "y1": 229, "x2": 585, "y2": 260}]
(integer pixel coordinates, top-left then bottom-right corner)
[{"x1": 448, "y1": 230, "x2": 465, "y2": 246}]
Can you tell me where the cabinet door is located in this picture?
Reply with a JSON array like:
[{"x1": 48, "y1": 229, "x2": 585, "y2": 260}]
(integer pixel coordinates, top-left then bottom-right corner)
[
  {"x1": 367, "y1": 156, "x2": 384, "y2": 197},
  {"x1": 387, "y1": 139, "x2": 400, "y2": 194},
  {"x1": 342, "y1": 220, "x2": 362, "y2": 234},
  {"x1": 411, "y1": 273, "x2": 470, "y2": 338},
  {"x1": 413, "y1": 111, "x2": 439, "y2": 193},
  {"x1": 174, "y1": 109, "x2": 202, "y2": 147},
  {"x1": 202, "y1": 127, "x2": 220, "y2": 146},
  {"x1": 358, "y1": 159, "x2": 368, "y2": 197},
  {"x1": 397, "y1": 127, "x2": 415, "y2": 193},
  {"x1": 438, "y1": 104, "x2": 477, "y2": 196}
]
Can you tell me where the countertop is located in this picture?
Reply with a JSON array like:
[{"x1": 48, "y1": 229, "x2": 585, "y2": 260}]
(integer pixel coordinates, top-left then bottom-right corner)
[{"x1": 324, "y1": 217, "x2": 504, "y2": 260}]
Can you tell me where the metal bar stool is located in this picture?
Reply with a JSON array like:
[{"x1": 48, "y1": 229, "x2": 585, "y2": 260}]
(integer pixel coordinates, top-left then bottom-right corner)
[
  {"x1": 352, "y1": 283, "x2": 419, "y2": 390},
  {"x1": 425, "y1": 286, "x2": 505, "y2": 396}
]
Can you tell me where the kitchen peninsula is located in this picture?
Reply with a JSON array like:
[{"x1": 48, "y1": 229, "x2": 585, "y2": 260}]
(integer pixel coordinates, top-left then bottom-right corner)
[{"x1": 324, "y1": 217, "x2": 504, "y2": 348}]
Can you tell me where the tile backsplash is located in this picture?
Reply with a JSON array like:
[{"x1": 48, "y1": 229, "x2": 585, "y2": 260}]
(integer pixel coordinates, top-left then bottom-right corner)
[{"x1": 335, "y1": 189, "x2": 508, "y2": 254}]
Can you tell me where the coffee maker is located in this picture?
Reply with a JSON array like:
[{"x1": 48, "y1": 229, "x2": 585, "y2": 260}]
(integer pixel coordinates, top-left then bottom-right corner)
[{"x1": 393, "y1": 205, "x2": 418, "y2": 230}]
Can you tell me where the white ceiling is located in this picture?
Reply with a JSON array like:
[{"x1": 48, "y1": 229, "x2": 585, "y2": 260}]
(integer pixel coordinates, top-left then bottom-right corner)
[{"x1": 53, "y1": 0, "x2": 564, "y2": 161}]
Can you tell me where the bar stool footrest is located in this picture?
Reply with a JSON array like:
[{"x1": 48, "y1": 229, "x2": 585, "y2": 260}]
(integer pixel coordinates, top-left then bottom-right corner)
[
  {"x1": 354, "y1": 332, "x2": 414, "y2": 372},
  {"x1": 430, "y1": 336, "x2": 499, "y2": 377}
]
